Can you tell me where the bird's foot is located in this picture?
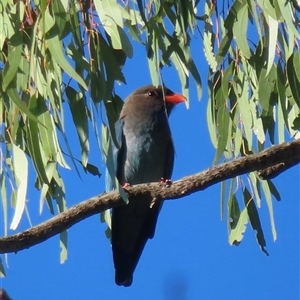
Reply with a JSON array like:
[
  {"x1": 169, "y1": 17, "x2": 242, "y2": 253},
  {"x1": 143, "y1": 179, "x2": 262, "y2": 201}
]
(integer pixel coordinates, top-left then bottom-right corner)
[
  {"x1": 160, "y1": 177, "x2": 172, "y2": 187},
  {"x1": 122, "y1": 182, "x2": 131, "y2": 189}
]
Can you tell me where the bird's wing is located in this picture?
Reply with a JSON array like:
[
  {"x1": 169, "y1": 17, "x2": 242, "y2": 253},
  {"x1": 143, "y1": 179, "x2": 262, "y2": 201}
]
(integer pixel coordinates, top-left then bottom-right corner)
[{"x1": 105, "y1": 119, "x2": 125, "y2": 192}]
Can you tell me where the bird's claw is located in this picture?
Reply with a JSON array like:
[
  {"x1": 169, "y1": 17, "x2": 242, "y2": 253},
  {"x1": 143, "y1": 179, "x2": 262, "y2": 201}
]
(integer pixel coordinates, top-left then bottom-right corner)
[
  {"x1": 122, "y1": 183, "x2": 131, "y2": 189},
  {"x1": 160, "y1": 177, "x2": 172, "y2": 187}
]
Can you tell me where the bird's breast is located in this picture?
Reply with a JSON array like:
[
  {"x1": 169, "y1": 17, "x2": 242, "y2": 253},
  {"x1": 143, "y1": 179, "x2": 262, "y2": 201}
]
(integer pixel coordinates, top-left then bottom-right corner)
[{"x1": 123, "y1": 124, "x2": 172, "y2": 184}]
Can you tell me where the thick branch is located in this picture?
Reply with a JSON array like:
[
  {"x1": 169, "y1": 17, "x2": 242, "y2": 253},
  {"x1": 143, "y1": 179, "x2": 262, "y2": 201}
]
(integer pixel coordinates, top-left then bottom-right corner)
[{"x1": 0, "y1": 139, "x2": 299, "y2": 254}]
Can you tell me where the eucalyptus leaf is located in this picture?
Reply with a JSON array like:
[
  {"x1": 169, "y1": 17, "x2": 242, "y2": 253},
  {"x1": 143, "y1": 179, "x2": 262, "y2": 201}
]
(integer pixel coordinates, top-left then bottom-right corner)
[
  {"x1": 10, "y1": 144, "x2": 28, "y2": 230},
  {"x1": 229, "y1": 207, "x2": 248, "y2": 246}
]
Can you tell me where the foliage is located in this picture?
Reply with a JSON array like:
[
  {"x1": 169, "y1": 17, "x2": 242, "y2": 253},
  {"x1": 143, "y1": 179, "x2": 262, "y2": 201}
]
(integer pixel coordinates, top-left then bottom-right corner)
[{"x1": 0, "y1": 0, "x2": 299, "y2": 264}]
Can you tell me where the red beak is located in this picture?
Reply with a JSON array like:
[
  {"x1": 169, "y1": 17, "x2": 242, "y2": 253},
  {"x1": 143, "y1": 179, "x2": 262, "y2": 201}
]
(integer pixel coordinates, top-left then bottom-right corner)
[{"x1": 165, "y1": 92, "x2": 186, "y2": 104}]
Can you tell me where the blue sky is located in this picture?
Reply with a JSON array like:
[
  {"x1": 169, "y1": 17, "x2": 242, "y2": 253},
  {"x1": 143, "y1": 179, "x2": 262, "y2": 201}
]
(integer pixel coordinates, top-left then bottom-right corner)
[{"x1": 1, "y1": 24, "x2": 299, "y2": 300}]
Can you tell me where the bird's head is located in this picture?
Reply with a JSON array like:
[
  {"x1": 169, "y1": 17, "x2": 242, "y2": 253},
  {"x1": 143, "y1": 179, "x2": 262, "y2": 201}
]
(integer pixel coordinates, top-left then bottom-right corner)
[{"x1": 125, "y1": 85, "x2": 186, "y2": 117}]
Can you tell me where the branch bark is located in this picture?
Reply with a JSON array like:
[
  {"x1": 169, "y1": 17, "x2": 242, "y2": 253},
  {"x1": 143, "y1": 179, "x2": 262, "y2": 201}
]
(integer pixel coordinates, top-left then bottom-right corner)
[{"x1": 0, "y1": 139, "x2": 299, "y2": 254}]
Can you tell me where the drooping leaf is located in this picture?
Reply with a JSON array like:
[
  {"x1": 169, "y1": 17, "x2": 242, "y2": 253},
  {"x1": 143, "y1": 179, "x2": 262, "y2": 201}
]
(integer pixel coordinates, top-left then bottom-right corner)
[
  {"x1": 266, "y1": 15, "x2": 278, "y2": 76},
  {"x1": 229, "y1": 207, "x2": 248, "y2": 246},
  {"x1": 203, "y1": 9, "x2": 217, "y2": 72},
  {"x1": 2, "y1": 31, "x2": 22, "y2": 91},
  {"x1": 6, "y1": 87, "x2": 39, "y2": 123},
  {"x1": 287, "y1": 53, "x2": 300, "y2": 110},
  {"x1": 0, "y1": 174, "x2": 8, "y2": 237},
  {"x1": 232, "y1": 3, "x2": 251, "y2": 59},
  {"x1": 261, "y1": 179, "x2": 277, "y2": 241},
  {"x1": 243, "y1": 187, "x2": 269, "y2": 256},
  {"x1": 60, "y1": 230, "x2": 68, "y2": 264},
  {"x1": 267, "y1": 179, "x2": 281, "y2": 201},
  {"x1": 82, "y1": 163, "x2": 101, "y2": 177},
  {"x1": 44, "y1": 9, "x2": 87, "y2": 90},
  {"x1": 10, "y1": 144, "x2": 28, "y2": 230},
  {"x1": 66, "y1": 86, "x2": 89, "y2": 167},
  {"x1": 27, "y1": 96, "x2": 49, "y2": 185},
  {"x1": 214, "y1": 96, "x2": 230, "y2": 163},
  {"x1": 228, "y1": 193, "x2": 241, "y2": 231}
]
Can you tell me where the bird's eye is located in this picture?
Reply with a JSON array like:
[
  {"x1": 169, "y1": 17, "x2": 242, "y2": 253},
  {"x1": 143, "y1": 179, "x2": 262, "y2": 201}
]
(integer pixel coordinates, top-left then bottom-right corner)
[{"x1": 147, "y1": 91, "x2": 156, "y2": 97}]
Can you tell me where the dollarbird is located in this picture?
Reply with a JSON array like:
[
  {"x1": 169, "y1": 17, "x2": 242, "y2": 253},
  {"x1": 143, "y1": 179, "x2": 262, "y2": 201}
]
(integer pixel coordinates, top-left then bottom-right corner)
[{"x1": 108, "y1": 85, "x2": 186, "y2": 286}]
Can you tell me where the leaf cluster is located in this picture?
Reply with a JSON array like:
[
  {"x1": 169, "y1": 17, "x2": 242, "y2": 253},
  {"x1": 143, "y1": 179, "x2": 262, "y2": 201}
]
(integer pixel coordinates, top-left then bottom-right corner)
[{"x1": 0, "y1": 0, "x2": 299, "y2": 268}]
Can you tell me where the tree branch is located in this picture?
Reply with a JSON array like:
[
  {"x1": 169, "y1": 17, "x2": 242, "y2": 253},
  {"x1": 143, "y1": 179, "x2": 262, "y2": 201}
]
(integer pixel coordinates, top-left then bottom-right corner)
[{"x1": 0, "y1": 139, "x2": 299, "y2": 254}]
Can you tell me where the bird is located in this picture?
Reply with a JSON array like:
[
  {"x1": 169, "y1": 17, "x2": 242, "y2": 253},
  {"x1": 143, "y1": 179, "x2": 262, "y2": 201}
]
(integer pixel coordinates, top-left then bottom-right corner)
[{"x1": 108, "y1": 85, "x2": 186, "y2": 287}]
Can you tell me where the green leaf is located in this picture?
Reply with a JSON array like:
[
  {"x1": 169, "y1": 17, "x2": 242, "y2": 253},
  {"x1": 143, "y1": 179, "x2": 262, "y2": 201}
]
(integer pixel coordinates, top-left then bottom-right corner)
[
  {"x1": 203, "y1": 17, "x2": 217, "y2": 72},
  {"x1": 52, "y1": 169, "x2": 67, "y2": 214},
  {"x1": 265, "y1": 15, "x2": 278, "y2": 76},
  {"x1": 147, "y1": 29, "x2": 160, "y2": 87},
  {"x1": 214, "y1": 100, "x2": 230, "y2": 163},
  {"x1": 228, "y1": 193, "x2": 240, "y2": 231},
  {"x1": 275, "y1": 0, "x2": 300, "y2": 39},
  {"x1": 51, "y1": 0, "x2": 68, "y2": 38},
  {"x1": 233, "y1": 128, "x2": 243, "y2": 157},
  {"x1": 287, "y1": 53, "x2": 300, "y2": 110},
  {"x1": 66, "y1": 86, "x2": 89, "y2": 167},
  {"x1": 216, "y1": 32, "x2": 233, "y2": 64},
  {"x1": 31, "y1": 95, "x2": 58, "y2": 164},
  {"x1": 292, "y1": 114, "x2": 300, "y2": 130},
  {"x1": 235, "y1": 74, "x2": 253, "y2": 150},
  {"x1": 39, "y1": 162, "x2": 56, "y2": 214},
  {"x1": 222, "y1": 61, "x2": 234, "y2": 99},
  {"x1": 0, "y1": 174, "x2": 8, "y2": 237},
  {"x1": 44, "y1": 9, "x2": 87, "y2": 90},
  {"x1": 249, "y1": 172, "x2": 262, "y2": 208},
  {"x1": 293, "y1": 51, "x2": 300, "y2": 83},
  {"x1": 232, "y1": 3, "x2": 251, "y2": 59},
  {"x1": 17, "y1": 55, "x2": 30, "y2": 91},
  {"x1": 68, "y1": 0, "x2": 82, "y2": 49},
  {"x1": 6, "y1": 87, "x2": 39, "y2": 123},
  {"x1": 170, "y1": 53, "x2": 189, "y2": 102},
  {"x1": 101, "y1": 209, "x2": 112, "y2": 238},
  {"x1": 247, "y1": 0, "x2": 263, "y2": 47},
  {"x1": 98, "y1": 32, "x2": 127, "y2": 84},
  {"x1": 244, "y1": 187, "x2": 269, "y2": 255},
  {"x1": 94, "y1": 0, "x2": 133, "y2": 57},
  {"x1": 60, "y1": 230, "x2": 68, "y2": 264},
  {"x1": 94, "y1": 0, "x2": 123, "y2": 28},
  {"x1": 258, "y1": 66, "x2": 276, "y2": 111},
  {"x1": 2, "y1": 31, "x2": 23, "y2": 91},
  {"x1": 261, "y1": 179, "x2": 277, "y2": 241},
  {"x1": 267, "y1": 180, "x2": 281, "y2": 201},
  {"x1": 49, "y1": 117, "x2": 70, "y2": 170},
  {"x1": 83, "y1": 163, "x2": 101, "y2": 177},
  {"x1": 186, "y1": 58, "x2": 202, "y2": 100},
  {"x1": 207, "y1": 90, "x2": 218, "y2": 149},
  {"x1": 136, "y1": 0, "x2": 148, "y2": 27},
  {"x1": 229, "y1": 207, "x2": 248, "y2": 246},
  {"x1": 253, "y1": 117, "x2": 265, "y2": 144},
  {"x1": 257, "y1": 0, "x2": 277, "y2": 19},
  {"x1": 10, "y1": 144, "x2": 28, "y2": 230},
  {"x1": 277, "y1": 64, "x2": 289, "y2": 134},
  {"x1": 27, "y1": 96, "x2": 49, "y2": 185},
  {"x1": 224, "y1": 0, "x2": 245, "y2": 30}
]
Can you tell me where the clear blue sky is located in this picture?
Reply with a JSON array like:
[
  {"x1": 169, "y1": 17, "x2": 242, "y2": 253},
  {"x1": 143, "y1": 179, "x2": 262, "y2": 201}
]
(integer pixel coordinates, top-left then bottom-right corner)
[{"x1": 1, "y1": 29, "x2": 299, "y2": 300}]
